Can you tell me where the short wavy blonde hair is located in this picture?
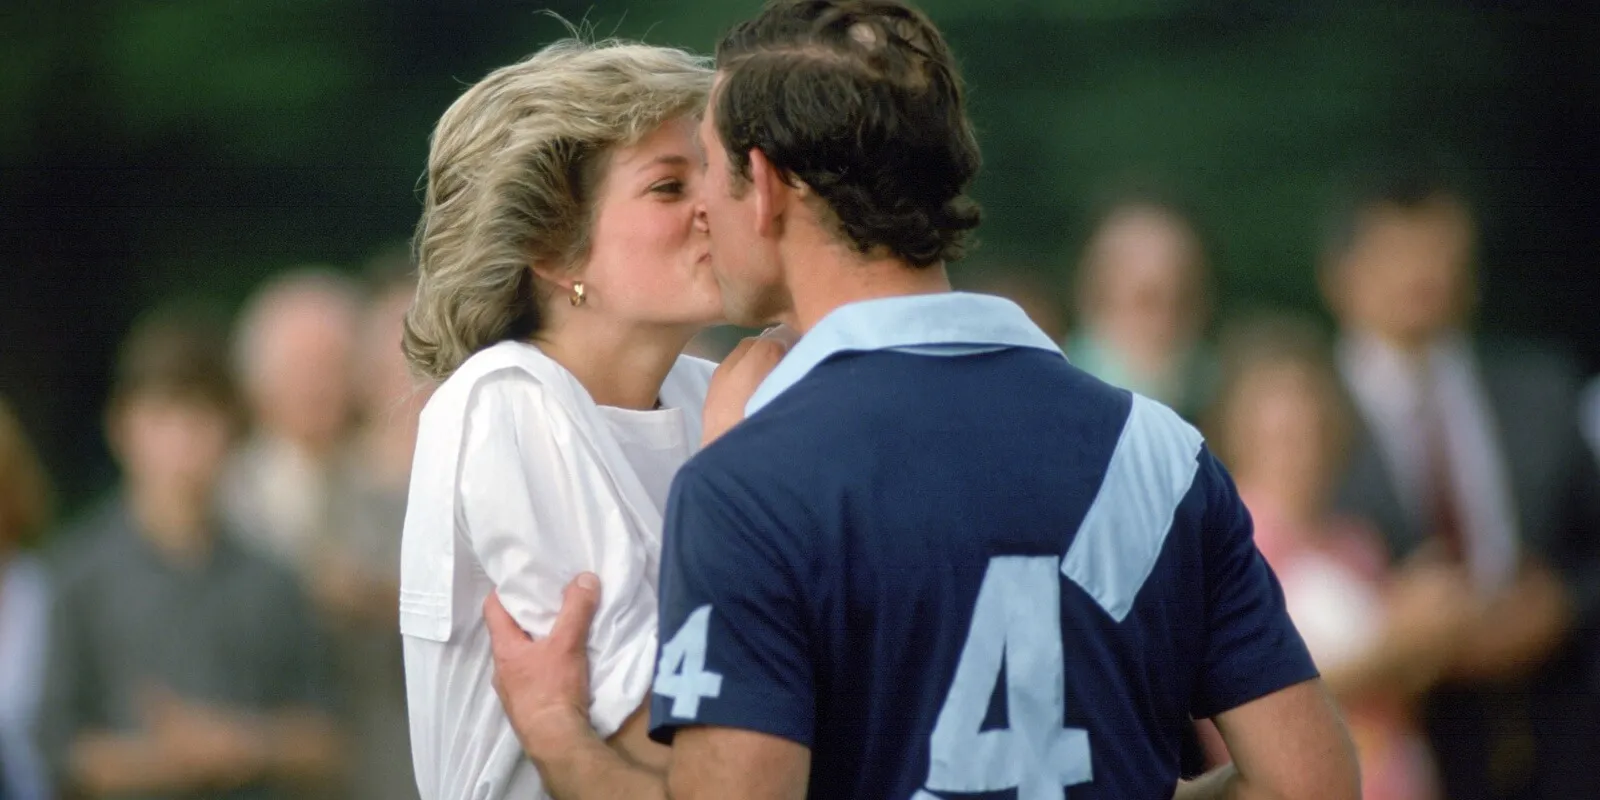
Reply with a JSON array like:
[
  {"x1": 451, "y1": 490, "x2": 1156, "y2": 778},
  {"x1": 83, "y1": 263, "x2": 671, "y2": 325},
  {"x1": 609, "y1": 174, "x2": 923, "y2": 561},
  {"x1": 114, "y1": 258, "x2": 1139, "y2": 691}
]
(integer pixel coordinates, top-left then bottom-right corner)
[{"x1": 403, "y1": 39, "x2": 713, "y2": 381}]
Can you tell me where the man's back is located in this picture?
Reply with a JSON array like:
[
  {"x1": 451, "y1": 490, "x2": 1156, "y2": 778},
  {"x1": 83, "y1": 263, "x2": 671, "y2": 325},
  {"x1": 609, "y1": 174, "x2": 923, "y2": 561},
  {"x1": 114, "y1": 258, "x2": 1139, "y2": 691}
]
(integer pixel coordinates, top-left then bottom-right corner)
[{"x1": 649, "y1": 348, "x2": 1316, "y2": 799}]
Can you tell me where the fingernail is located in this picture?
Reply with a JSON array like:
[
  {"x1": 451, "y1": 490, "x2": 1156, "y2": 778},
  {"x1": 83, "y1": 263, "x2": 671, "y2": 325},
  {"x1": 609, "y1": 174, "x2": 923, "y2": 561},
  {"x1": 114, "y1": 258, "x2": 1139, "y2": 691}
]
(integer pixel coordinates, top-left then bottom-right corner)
[{"x1": 576, "y1": 572, "x2": 599, "y2": 591}]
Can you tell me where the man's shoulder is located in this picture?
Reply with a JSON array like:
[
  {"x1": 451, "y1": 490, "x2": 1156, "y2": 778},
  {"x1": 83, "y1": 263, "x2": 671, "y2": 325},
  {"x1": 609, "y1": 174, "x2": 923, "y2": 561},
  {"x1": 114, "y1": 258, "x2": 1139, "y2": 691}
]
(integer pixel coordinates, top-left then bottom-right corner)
[
  {"x1": 1476, "y1": 337, "x2": 1584, "y2": 398},
  {"x1": 44, "y1": 498, "x2": 135, "y2": 588},
  {"x1": 215, "y1": 531, "x2": 312, "y2": 604}
]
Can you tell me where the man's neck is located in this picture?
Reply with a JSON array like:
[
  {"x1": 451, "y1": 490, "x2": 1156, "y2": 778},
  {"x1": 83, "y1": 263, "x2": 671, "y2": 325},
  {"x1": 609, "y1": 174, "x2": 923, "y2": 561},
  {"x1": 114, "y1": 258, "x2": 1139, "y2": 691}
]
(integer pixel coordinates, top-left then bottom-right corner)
[
  {"x1": 127, "y1": 485, "x2": 214, "y2": 566},
  {"x1": 785, "y1": 245, "x2": 953, "y2": 334},
  {"x1": 535, "y1": 320, "x2": 697, "y2": 411},
  {"x1": 1351, "y1": 323, "x2": 1465, "y2": 365}
]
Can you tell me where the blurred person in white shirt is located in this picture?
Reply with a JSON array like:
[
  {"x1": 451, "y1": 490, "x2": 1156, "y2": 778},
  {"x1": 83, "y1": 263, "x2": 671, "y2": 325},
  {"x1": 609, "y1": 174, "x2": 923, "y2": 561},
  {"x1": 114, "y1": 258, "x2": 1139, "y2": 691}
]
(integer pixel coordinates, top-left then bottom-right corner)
[
  {"x1": 396, "y1": 39, "x2": 776, "y2": 800},
  {"x1": 1065, "y1": 189, "x2": 1216, "y2": 421},
  {"x1": 221, "y1": 268, "x2": 361, "y2": 579}
]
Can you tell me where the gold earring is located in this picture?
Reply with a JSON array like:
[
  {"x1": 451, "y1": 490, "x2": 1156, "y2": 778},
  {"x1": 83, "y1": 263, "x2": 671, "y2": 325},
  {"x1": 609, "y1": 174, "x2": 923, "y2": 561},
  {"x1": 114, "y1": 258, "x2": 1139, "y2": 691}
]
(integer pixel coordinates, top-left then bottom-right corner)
[{"x1": 570, "y1": 281, "x2": 586, "y2": 307}]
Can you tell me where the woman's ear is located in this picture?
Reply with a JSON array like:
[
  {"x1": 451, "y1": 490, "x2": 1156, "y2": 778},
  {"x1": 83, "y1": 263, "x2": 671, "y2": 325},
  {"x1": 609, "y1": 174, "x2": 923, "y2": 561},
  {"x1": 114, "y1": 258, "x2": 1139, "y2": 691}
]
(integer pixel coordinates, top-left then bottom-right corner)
[{"x1": 528, "y1": 260, "x2": 570, "y2": 291}]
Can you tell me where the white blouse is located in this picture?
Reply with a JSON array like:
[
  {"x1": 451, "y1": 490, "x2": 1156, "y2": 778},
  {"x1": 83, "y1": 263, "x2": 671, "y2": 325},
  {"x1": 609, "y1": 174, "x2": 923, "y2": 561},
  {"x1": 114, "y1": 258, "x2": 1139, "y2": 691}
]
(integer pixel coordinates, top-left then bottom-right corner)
[
  {"x1": 597, "y1": 405, "x2": 693, "y2": 513},
  {"x1": 399, "y1": 341, "x2": 714, "y2": 800}
]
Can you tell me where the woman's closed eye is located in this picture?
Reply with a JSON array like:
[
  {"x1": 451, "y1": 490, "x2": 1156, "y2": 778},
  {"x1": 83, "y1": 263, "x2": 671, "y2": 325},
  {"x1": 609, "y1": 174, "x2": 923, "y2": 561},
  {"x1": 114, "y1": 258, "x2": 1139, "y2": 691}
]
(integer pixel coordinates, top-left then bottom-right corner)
[{"x1": 649, "y1": 179, "x2": 686, "y2": 198}]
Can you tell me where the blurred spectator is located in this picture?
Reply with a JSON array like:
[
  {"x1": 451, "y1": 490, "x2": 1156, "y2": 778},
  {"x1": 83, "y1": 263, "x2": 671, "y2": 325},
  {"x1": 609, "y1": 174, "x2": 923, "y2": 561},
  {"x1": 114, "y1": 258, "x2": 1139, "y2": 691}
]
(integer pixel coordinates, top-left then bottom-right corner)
[
  {"x1": 1320, "y1": 161, "x2": 1600, "y2": 800},
  {"x1": 1064, "y1": 191, "x2": 1216, "y2": 420},
  {"x1": 37, "y1": 306, "x2": 342, "y2": 799},
  {"x1": 220, "y1": 268, "x2": 360, "y2": 575},
  {"x1": 961, "y1": 267, "x2": 1066, "y2": 341},
  {"x1": 1583, "y1": 376, "x2": 1600, "y2": 472},
  {"x1": 319, "y1": 252, "x2": 428, "y2": 800},
  {"x1": 1207, "y1": 315, "x2": 1462, "y2": 800},
  {"x1": 0, "y1": 397, "x2": 54, "y2": 800}
]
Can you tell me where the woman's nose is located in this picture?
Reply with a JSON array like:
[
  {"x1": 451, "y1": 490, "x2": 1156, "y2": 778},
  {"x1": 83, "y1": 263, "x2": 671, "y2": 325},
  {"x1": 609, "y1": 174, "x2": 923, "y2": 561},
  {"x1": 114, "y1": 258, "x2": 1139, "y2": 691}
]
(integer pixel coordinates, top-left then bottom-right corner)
[{"x1": 692, "y1": 202, "x2": 710, "y2": 234}]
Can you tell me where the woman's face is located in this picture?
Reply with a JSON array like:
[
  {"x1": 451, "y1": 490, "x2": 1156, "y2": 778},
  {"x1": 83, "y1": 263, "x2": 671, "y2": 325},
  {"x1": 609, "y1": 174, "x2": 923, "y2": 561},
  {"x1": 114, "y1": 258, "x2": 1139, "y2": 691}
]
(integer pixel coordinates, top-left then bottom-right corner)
[
  {"x1": 575, "y1": 115, "x2": 722, "y2": 329},
  {"x1": 1225, "y1": 364, "x2": 1332, "y2": 502}
]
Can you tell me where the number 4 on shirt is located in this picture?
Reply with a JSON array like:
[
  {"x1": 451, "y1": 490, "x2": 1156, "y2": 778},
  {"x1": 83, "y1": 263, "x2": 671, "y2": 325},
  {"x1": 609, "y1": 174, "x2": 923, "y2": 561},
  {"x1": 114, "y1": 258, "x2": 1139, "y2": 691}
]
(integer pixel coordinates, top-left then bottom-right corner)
[
  {"x1": 655, "y1": 604, "x2": 724, "y2": 719},
  {"x1": 916, "y1": 556, "x2": 1092, "y2": 800}
]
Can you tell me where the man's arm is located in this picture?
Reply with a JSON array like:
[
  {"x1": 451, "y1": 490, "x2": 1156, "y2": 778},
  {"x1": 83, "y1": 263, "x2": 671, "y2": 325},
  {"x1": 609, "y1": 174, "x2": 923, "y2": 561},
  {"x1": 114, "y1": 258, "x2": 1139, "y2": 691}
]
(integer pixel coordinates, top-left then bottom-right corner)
[
  {"x1": 68, "y1": 690, "x2": 330, "y2": 796},
  {"x1": 667, "y1": 727, "x2": 809, "y2": 800},
  {"x1": 525, "y1": 720, "x2": 667, "y2": 800},
  {"x1": 484, "y1": 578, "x2": 668, "y2": 800},
  {"x1": 1445, "y1": 558, "x2": 1569, "y2": 681},
  {"x1": 1174, "y1": 680, "x2": 1359, "y2": 800},
  {"x1": 266, "y1": 567, "x2": 346, "y2": 788},
  {"x1": 1186, "y1": 449, "x2": 1359, "y2": 800}
]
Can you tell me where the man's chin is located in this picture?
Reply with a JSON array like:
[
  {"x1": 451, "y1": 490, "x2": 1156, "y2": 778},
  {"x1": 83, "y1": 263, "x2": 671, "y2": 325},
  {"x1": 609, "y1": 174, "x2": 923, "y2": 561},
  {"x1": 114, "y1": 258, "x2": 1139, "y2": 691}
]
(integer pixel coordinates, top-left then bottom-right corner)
[{"x1": 718, "y1": 291, "x2": 789, "y2": 330}]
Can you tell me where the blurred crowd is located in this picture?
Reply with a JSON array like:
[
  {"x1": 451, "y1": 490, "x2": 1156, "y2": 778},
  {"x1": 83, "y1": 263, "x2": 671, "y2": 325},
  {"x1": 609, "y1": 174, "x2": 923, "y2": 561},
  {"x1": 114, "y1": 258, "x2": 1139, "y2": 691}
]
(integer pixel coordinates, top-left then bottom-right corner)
[
  {"x1": 1, "y1": 158, "x2": 1597, "y2": 800},
  {"x1": 0, "y1": 251, "x2": 430, "y2": 800}
]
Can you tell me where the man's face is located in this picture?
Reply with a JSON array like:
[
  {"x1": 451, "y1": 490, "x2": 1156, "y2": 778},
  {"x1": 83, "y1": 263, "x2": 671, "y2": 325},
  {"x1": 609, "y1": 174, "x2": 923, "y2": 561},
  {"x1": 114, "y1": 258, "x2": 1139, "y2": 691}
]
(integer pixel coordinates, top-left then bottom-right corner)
[
  {"x1": 112, "y1": 393, "x2": 233, "y2": 504},
  {"x1": 697, "y1": 76, "x2": 790, "y2": 328},
  {"x1": 1332, "y1": 198, "x2": 1475, "y2": 345},
  {"x1": 251, "y1": 292, "x2": 355, "y2": 449}
]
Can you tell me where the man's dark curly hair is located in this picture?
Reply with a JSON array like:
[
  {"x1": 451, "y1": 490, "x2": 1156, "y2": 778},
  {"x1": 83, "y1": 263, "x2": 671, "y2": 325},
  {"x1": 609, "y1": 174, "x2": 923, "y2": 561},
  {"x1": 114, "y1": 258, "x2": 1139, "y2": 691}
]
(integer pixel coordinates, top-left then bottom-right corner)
[{"x1": 712, "y1": 0, "x2": 982, "y2": 267}]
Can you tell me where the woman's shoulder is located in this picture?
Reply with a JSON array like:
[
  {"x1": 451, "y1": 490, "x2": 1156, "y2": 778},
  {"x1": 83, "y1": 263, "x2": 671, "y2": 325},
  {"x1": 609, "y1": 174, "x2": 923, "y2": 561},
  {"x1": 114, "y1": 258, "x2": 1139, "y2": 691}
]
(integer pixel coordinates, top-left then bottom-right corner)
[
  {"x1": 425, "y1": 341, "x2": 558, "y2": 413},
  {"x1": 415, "y1": 342, "x2": 569, "y2": 451}
]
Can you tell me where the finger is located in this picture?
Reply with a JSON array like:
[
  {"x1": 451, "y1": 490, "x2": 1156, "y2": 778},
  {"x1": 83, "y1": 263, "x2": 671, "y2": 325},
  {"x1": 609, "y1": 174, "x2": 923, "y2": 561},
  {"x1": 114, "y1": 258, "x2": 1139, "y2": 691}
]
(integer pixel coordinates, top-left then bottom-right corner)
[
  {"x1": 483, "y1": 591, "x2": 531, "y2": 655},
  {"x1": 548, "y1": 572, "x2": 602, "y2": 656},
  {"x1": 740, "y1": 338, "x2": 790, "y2": 371},
  {"x1": 759, "y1": 323, "x2": 801, "y2": 348},
  {"x1": 718, "y1": 337, "x2": 759, "y2": 371}
]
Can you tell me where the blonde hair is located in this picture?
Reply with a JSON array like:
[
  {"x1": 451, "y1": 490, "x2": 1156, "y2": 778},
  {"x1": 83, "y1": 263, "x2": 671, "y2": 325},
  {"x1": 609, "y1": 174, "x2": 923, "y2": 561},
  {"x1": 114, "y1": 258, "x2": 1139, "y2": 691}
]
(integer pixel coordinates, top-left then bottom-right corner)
[
  {"x1": 403, "y1": 39, "x2": 713, "y2": 381},
  {"x1": 0, "y1": 396, "x2": 53, "y2": 547}
]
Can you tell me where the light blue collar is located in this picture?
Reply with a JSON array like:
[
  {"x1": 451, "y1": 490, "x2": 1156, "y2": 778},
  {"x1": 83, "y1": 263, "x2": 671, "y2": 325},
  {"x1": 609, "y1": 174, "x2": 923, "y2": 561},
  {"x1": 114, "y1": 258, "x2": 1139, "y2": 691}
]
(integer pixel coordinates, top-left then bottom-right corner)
[{"x1": 745, "y1": 291, "x2": 1064, "y2": 416}]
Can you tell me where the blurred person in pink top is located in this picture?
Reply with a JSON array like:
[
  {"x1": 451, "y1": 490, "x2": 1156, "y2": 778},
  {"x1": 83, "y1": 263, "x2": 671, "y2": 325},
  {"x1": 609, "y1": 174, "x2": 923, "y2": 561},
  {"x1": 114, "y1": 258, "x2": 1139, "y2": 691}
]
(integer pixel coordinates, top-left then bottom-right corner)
[{"x1": 1205, "y1": 314, "x2": 1481, "y2": 800}]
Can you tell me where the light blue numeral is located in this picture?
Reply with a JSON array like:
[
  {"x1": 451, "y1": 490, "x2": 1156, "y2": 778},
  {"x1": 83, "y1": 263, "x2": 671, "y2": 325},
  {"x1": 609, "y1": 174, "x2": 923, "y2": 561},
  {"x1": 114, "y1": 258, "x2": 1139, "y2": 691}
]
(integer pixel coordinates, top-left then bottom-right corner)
[
  {"x1": 924, "y1": 556, "x2": 1092, "y2": 800},
  {"x1": 653, "y1": 605, "x2": 723, "y2": 719}
]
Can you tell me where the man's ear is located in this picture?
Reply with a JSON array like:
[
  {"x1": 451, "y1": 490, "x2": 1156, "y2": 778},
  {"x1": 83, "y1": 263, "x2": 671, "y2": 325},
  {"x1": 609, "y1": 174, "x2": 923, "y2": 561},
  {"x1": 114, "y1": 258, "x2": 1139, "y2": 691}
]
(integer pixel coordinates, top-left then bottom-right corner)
[{"x1": 748, "y1": 148, "x2": 791, "y2": 238}]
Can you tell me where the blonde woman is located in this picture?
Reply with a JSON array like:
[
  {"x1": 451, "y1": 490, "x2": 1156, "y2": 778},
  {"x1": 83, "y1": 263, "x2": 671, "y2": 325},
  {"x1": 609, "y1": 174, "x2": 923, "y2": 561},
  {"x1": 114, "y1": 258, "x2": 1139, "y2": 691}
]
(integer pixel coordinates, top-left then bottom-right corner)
[{"x1": 396, "y1": 39, "x2": 752, "y2": 800}]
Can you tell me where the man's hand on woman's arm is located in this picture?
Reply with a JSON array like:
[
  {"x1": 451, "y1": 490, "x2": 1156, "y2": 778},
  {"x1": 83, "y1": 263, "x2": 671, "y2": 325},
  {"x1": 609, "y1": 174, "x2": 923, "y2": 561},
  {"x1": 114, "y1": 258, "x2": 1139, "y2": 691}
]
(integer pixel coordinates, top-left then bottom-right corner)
[{"x1": 483, "y1": 575, "x2": 669, "y2": 800}]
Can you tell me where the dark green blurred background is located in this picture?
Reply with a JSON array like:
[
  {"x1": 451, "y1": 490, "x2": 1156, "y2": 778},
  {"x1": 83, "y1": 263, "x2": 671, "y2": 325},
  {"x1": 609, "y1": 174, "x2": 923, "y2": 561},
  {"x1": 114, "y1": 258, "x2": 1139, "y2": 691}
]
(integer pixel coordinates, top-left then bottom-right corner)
[{"x1": 3, "y1": 0, "x2": 1596, "y2": 513}]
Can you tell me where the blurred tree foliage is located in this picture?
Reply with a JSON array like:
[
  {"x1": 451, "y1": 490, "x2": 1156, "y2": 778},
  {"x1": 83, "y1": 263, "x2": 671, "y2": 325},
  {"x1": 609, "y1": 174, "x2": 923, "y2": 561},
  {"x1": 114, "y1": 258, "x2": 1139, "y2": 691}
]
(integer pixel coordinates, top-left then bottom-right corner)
[{"x1": 1, "y1": 0, "x2": 1595, "y2": 508}]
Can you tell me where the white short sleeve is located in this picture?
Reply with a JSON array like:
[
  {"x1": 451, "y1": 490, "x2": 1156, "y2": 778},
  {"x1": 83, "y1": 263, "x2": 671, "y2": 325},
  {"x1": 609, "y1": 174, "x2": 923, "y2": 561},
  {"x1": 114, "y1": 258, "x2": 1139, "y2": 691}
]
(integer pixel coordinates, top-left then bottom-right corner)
[{"x1": 457, "y1": 371, "x2": 660, "y2": 736}]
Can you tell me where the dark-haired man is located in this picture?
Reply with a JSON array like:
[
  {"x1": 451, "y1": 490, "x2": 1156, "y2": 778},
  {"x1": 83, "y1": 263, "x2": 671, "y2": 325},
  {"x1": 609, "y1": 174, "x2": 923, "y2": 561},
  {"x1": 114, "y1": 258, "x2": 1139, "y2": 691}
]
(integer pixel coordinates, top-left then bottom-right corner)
[
  {"x1": 37, "y1": 307, "x2": 344, "y2": 800},
  {"x1": 483, "y1": 1, "x2": 1359, "y2": 798},
  {"x1": 1322, "y1": 162, "x2": 1600, "y2": 800}
]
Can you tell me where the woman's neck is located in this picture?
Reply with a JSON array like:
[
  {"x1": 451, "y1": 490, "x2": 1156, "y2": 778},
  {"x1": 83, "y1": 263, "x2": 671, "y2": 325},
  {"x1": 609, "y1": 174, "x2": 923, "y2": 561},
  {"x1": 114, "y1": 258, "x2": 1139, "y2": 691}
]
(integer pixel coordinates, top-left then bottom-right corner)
[{"x1": 534, "y1": 321, "x2": 697, "y2": 410}]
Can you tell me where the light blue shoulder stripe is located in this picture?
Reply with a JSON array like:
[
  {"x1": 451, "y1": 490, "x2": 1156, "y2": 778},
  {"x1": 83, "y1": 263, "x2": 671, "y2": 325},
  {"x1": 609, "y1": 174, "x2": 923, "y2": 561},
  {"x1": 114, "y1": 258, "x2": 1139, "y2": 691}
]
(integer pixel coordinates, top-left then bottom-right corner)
[{"x1": 1061, "y1": 394, "x2": 1204, "y2": 623}]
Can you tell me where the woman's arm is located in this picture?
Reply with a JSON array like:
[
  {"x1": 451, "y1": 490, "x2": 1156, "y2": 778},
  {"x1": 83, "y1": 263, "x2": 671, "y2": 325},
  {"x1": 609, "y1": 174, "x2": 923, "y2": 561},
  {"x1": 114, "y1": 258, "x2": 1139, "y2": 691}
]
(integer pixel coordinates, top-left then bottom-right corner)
[
  {"x1": 459, "y1": 373, "x2": 664, "y2": 739},
  {"x1": 484, "y1": 584, "x2": 668, "y2": 800}
]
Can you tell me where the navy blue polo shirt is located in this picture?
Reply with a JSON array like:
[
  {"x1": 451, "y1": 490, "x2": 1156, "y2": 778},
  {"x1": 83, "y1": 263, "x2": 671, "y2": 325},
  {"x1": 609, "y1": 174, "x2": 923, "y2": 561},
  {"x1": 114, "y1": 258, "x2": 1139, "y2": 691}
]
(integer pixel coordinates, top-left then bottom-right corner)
[{"x1": 649, "y1": 293, "x2": 1316, "y2": 799}]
